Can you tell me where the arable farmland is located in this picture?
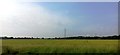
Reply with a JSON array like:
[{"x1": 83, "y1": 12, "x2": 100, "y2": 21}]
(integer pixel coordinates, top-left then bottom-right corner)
[{"x1": 2, "y1": 39, "x2": 119, "y2": 55}]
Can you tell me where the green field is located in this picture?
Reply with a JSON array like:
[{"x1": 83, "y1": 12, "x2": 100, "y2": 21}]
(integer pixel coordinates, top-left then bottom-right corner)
[{"x1": 2, "y1": 39, "x2": 119, "y2": 55}]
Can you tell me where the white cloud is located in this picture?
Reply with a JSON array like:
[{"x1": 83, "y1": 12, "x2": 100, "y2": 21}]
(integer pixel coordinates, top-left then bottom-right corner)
[{"x1": 0, "y1": 2, "x2": 73, "y2": 37}]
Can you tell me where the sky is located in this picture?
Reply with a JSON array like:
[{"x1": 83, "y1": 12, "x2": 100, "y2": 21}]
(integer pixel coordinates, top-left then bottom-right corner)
[
  {"x1": 16, "y1": 0, "x2": 120, "y2": 2},
  {"x1": 0, "y1": 1, "x2": 118, "y2": 37}
]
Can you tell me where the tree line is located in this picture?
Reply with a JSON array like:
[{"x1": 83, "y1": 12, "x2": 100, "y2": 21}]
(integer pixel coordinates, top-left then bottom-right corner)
[{"x1": 0, "y1": 35, "x2": 119, "y2": 39}]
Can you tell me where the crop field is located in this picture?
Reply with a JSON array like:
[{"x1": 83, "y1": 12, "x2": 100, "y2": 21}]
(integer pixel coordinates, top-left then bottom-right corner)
[{"x1": 1, "y1": 39, "x2": 119, "y2": 55}]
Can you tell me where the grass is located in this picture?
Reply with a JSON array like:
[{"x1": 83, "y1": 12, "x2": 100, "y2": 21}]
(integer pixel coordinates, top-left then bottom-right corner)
[
  {"x1": 0, "y1": 40, "x2": 2, "y2": 54},
  {"x1": 1, "y1": 39, "x2": 119, "y2": 55}
]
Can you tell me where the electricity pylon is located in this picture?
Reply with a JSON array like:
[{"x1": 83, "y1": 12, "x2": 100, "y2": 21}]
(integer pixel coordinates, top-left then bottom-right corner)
[{"x1": 64, "y1": 28, "x2": 66, "y2": 37}]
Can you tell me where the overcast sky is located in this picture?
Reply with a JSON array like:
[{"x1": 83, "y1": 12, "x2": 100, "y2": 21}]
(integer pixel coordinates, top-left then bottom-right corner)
[{"x1": 0, "y1": 1, "x2": 118, "y2": 37}]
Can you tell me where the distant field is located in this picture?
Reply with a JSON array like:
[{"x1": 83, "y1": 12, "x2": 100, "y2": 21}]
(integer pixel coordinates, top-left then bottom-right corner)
[{"x1": 2, "y1": 39, "x2": 119, "y2": 55}]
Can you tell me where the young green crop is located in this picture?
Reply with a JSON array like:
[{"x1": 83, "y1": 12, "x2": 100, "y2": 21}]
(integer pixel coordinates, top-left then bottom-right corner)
[{"x1": 2, "y1": 39, "x2": 119, "y2": 55}]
